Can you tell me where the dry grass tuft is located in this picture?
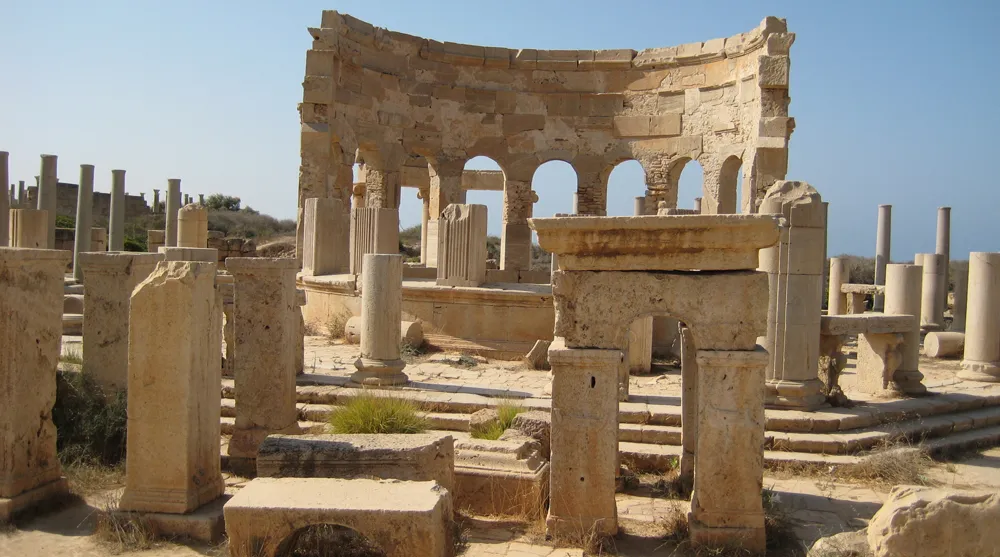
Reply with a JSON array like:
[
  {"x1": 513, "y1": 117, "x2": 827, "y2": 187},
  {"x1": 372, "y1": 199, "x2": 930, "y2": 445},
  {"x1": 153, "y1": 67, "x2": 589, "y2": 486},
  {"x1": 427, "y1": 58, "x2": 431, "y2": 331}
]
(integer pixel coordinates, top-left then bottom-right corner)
[
  {"x1": 470, "y1": 399, "x2": 525, "y2": 440},
  {"x1": 325, "y1": 310, "x2": 351, "y2": 342},
  {"x1": 273, "y1": 523, "x2": 387, "y2": 556},
  {"x1": 93, "y1": 492, "x2": 156, "y2": 554},
  {"x1": 328, "y1": 392, "x2": 428, "y2": 434},
  {"x1": 59, "y1": 348, "x2": 84, "y2": 365},
  {"x1": 63, "y1": 459, "x2": 125, "y2": 496},
  {"x1": 833, "y1": 444, "x2": 934, "y2": 490},
  {"x1": 659, "y1": 501, "x2": 689, "y2": 542}
]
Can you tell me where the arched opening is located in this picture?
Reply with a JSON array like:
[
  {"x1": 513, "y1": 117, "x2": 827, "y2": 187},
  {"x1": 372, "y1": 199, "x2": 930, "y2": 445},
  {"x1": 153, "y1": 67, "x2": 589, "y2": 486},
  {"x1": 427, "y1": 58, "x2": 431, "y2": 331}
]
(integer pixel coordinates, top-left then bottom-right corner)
[
  {"x1": 530, "y1": 160, "x2": 577, "y2": 270},
  {"x1": 464, "y1": 156, "x2": 505, "y2": 266},
  {"x1": 275, "y1": 524, "x2": 386, "y2": 557},
  {"x1": 676, "y1": 159, "x2": 704, "y2": 213},
  {"x1": 604, "y1": 160, "x2": 647, "y2": 216},
  {"x1": 718, "y1": 156, "x2": 743, "y2": 214}
]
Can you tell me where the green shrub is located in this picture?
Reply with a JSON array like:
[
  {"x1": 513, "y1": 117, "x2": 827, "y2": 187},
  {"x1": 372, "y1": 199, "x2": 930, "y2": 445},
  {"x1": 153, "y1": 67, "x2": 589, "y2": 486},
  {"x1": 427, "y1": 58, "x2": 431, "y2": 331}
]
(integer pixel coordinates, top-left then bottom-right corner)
[
  {"x1": 471, "y1": 399, "x2": 524, "y2": 440},
  {"x1": 56, "y1": 215, "x2": 75, "y2": 228},
  {"x1": 207, "y1": 210, "x2": 295, "y2": 240},
  {"x1": 123, "y1": 235, "x2": 146, "y2": 252},
  {"x1": 52, "y1": 371, "x2": 128, "y2": 466},
  {"x1": 329, "y1": 393, "x2": 428, "y2": 434}
]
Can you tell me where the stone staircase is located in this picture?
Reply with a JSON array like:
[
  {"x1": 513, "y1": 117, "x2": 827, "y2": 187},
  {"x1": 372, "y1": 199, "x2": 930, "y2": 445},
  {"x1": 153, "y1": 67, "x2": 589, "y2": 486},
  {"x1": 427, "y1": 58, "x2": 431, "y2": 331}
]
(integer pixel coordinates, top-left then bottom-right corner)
[{"x1": 218, "y1": 376, "x2": 1000, "y2": 472}]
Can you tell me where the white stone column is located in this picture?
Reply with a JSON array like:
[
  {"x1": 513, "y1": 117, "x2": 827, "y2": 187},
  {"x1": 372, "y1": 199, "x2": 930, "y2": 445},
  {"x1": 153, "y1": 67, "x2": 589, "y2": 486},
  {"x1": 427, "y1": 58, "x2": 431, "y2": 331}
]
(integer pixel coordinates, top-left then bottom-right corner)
[
  {"x1": 827, "y1": 257, "x2": 848, "y2": 316},
  {"x1": 936, "y1": 207, "x2": 950, "y2": 311},
  {"x1": 0, "y1": 248, "x2": 71, "y2": 521},
  {"x1": 108, "y1": 169, "x2": 126, "y2": 251},
  {"x1": 874, "y1": 204, "x2": 891, "y2": 311},
  {"x1": 952, "y1": 266, "x2": 968, "y2": 332},
  {"x1": 302, "y1": 197, "x2": 349, "y2": 276},
  {"x1": 37, "y1": 154, "x2": 58, "y2": 249},
  {"x1": 546, "y1": 340, "x2": 619, "y2": 538},
  {"x1": 918, "y1": 253, "x2": 945, "y2": 332},
  {"x1": 694, "y1": 197, "x2": 702, "y2": 213},
  {"x1": 79, "y1": 252, "x2": 164, "y2": 391},
  {"x1": 72, "y1": 164, "x2": 94, "y2": 282},
  {"x1": 419, "y1": 189, "x2": 429, "y2": 265},
  {"x1": 959, "y1": 252, "x2": 1000, "y2": 382},
  {"x1": 226, "y1": 257, "x2": 301, "y2": 475},
  {"x1": 177, "y1": 204, "x2": 208, "y2": 248},
  {"x1": 0, "y1": 152, "x2": 8, "y2": 247},
  {"x1": 351, "y1": 254, "x2": 408, "y2": 386},
  {"x1": 436, "y1": 204, "x2": 487, "y2": 287},
  {"x1": 349, "y1": 207, "x2": 399, "y2": 275},
  {"x1": 884, "y1": 264, "x2": 926, "y2": 393},
  {"x1": 165, "y1": 178, "x2": 181, "y2": 247},
  {"x1": 119, "y1": 261, "x2": 224, "y2": 515}
]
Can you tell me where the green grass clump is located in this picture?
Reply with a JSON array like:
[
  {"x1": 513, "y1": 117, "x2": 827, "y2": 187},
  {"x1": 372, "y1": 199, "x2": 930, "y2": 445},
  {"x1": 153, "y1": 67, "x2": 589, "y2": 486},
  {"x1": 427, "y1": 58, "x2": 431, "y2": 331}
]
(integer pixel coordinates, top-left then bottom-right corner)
[
  {"x1": 52, "y1": 371, "x2": 128, "y2": 466},
  {"x1": 329, "y1": 393, "x2": 428, "y2": 434},
  {"x1": 59, "y1": 349, "x2": 84, "y2": 365},
  {"x1": 471, "y1": 399, "x2": 525, "y2": 440}
]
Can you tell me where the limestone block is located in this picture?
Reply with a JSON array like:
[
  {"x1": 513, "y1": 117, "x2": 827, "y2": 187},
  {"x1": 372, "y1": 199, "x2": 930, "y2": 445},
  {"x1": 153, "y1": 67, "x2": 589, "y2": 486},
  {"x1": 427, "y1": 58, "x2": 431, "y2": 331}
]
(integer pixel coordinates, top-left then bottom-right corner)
[
  {"x1": 302, "y1": 197, "x2": 349, "y2": 276},
  {"x1": 90, "y1": 227, "x2": 107, "y2": 252},
  {"x1": 224, "y1": 478, "x2": 453, "y2": 557},
  {"x1": 79, "y1": 252, "x2": 164, "y2": 391},
  {"x1": 500, "y1": 222, "x2": 532, "y2": 271},
  {"x1": 436, "y1": 204, "x2": 488, "y2": 287},
  {"x1": 820, "y1": 314, "x2": 917, "y2": 337},
  {"x1": 469, "y1": 409, "x2": 500, "y2": 438},
  {"x1": 177, "y1": 204, "x2": 208, "y2": 248},
  {"x1": 343, "y1": 316, "x2": 423, "y2": 347},
  {"x1": 807, "y1": 530, "x2": 869, "y2": 557},
  {"x1": 349, "y1": 207, "x2": 399, "y2": 275},
  {"x1": 846, "y1": 292, "x2": 867, "y2": 314},
  {"x1": 158, "y1": 246, "x2": 218, "y2": 262},
  {"x1": 508, "y1": 411, "x2": 551, "y2": 459},
  {"x1": 256, "y1": 434, "x2": 455, "y2": 493},
  {"x1": 855, "y1": 332, "x2": 904, "y2": 396},
  {"x1": 757, "y1": 55, "x2": 790, "y2": 88},
  {"x1": 454, "y1": 436, "x2": 548, "y2": 517},
  {"x1": 119, "y1": 261, "x2": 224, "y2": 514},
  {"x1": 867, "y1": 486, "x2": 1000, "y2": 557},
  {"x1": 924, "y1": 331, "x2": 964, "y2": 358},
  {"x1": 627, "y1": 316, "x2": 653, "y2": 374},
  {"x1": 0, "y1": 248, "x2": 71, "y2": 517},
  {"x1": 523, "y1": 339, "x2": 551, "y2": 370},
  {"x1": 9, "y1": 209, "x2": 48, "y2": 248},
  {"x1": 147, "y1": 229, "x2": 165, "y2": 253}
]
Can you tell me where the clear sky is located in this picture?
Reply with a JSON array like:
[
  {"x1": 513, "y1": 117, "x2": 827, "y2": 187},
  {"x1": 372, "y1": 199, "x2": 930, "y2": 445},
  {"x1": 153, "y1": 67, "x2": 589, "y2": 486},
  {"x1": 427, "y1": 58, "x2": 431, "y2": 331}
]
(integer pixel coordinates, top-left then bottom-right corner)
[{"x1": 4, "y1": 0, "x2": 998, "y2": 259}]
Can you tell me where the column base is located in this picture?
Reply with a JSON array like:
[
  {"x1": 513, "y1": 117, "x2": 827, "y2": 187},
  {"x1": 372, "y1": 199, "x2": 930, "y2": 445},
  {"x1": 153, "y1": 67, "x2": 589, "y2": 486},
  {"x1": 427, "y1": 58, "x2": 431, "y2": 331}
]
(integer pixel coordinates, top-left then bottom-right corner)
[
  {"x1": 351, "y1": 358, "x2": 408, "y2": 386},
  {"x1": 0, "y1": 477, "x2": 70, "y2": 523},
  {"x1": 545, "y1": 513, "x2": 618, "y2": 540},
  {"x1": 765, "y1": 379, "x2": 828, "y2": 411},
  {"x1": 958, "y1": 360, "x2": 1000, "y2": 383},
  {"x1": 228, "y1": 422, "x2": 302, "y2": 476},
  {"x1": 891, "y1": 369, "x2": 928, "y2": 394},
  {"x1": 689, "y1": 519, "x2": 765, "y2": 555},
  {"x1": 112, "y1": 494, "x2": 228, "y2": 544},
  {"x1": 119, "y1": 478, "x2": 225, "y2": 515}
]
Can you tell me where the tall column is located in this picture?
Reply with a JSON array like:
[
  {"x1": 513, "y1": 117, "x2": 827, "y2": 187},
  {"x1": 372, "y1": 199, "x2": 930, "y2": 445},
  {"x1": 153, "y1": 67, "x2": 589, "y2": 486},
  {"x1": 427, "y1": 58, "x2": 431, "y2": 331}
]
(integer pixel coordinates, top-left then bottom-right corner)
[
  {"x1": 108, "y1": 169, "x2": 126, "y2": 251},
  {"x1": 177, "y1": 204, "x2": 208, "y2": 248},
  {"x1": 874, "y1": 204, "x2": 891, "y2": 311},
  {"x1": 936, "y1": 207, "x2": 951, "y2": 311},
  {"x1": 37, "y1": 154, "x2": 58, "y2": 249},
  {"x1": 351, "y1": 254, "x2": 408, "y2": 386},
  {"x1": 0, "y1": 248, "x2": 71, "y2": 521},
  {"x1": 418, "y1": 189, "x2": 430, "y2": 265},
  {"x1": 0, "y1": 152, "x2": 8, "y2": 246},
  {"x1": 918, "y1": 253, "x2": 945, "y2": 332},
  {"x1": 678, "y1": 324, "x2": 697, "y2": 488},
  {"x1": 165, "y1": 178, "x2": 181, "y2": 247},
  {"x1": 226, "y1": 258, "x2": 301, "y2": 475},
  {"x1": 952, "y1": 266, "x2": 968, "y2": 333},
  {"x1": 425, "y1": 160, "x2": 465, "y2": 267},
  {"x1": 72, "y1": 165, "x2": 94, "y2": 282},
  {"x1": 198, "y1": 193, "x2": 205, "y2": 205},
  {"x1": 119, "y1": 261, "x2": 224, "y2": 515},
  {"x1": 79, "y1": 252, "x2": 164, "y2": 391},
  {"x1": 884, "y1": 264, "x2": 926, "y2": 393},
  {"x1": 436, "y1": 204, "x2": 488, "y2": 287},
  {"x1": 152, "y1": 189, "x2": 160, "y2": 214},
  {"x1": 827, "y1": 257, "x2": 848, "y2": 316},
  {"x1": 302, "y1": 197, "x2": 349, "y2": 276},
  {"x1": 690, "y1": 349, "x2": 768, "y2": 553},
  {"x1": 627, "y1": 198, "x2": 653, "y2": 375},
  {"x1": 17, "y1": 181, "x2": 25, "y2": 209},
  {"x1": 959, "y1": 253, "x2": 1000, "y2": 382},
  {"x1": 546, "y1": 341, "x2": 619, "y2": 538},
  {"x1": 500, "y1": 180, "x2": 533, "y2": 271}
]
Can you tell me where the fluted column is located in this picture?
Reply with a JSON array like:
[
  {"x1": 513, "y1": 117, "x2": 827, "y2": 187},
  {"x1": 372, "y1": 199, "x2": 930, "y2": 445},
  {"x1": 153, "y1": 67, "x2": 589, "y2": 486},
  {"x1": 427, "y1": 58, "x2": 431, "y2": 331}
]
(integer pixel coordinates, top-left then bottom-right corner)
[
  {"x1": 425, "y1": 159, "x2": 465, "y2": 267},
  {"x1": 436, "y1": 204, "x2": 487, "y2": 287}
]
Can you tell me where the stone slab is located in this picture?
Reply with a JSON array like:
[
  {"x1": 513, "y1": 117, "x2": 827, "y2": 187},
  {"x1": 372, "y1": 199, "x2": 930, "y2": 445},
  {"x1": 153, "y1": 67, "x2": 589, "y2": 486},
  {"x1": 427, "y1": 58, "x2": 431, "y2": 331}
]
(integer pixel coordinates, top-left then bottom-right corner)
[
  {"x1": 114, "y1": 495, "x2": 228, "y2": 544},
  {"x1": 0, "y1": 477, "x2": 69, "y2": 523}
]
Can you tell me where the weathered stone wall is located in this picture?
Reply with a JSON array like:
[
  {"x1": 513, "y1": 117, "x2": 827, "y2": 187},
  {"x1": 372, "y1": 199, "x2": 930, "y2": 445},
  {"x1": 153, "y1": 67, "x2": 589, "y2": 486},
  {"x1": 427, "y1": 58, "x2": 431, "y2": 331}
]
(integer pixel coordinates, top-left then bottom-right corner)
[{"x1": 27, "y1": 183, "x2": 150, "y2": 221}]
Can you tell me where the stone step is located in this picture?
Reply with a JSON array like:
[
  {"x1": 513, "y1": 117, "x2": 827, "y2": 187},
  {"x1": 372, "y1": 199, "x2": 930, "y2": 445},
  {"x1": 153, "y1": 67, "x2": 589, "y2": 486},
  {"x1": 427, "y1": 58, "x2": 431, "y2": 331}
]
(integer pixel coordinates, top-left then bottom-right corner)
[{"x1": 219, "y1": 416, "x2": 327, "y2": 436}]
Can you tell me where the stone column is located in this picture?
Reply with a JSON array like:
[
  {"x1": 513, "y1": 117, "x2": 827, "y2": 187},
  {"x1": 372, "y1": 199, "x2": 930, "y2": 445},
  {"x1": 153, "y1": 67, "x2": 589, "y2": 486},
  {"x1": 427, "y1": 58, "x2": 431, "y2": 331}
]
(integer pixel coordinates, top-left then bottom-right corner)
[
  {"x1": 952, "y1": 266, "x2": 968, "y2": 333},
  {"x1": 302, "y1": 197, "x2": 349, "y2": 276},
  {"x1": 418, "y1": 189, "x2": 430, "y2": 265},
  {"x1": 72, "y1": 164, "x2": 94, "y2": 282},
  {"x1": 90, "y1": 227, "x2": 107, "y2": 252},
  {"x1": 37, "y1": 154, "x2": 58, "y2": 249},
  {"x1": 0, "y1": 248, "x2": 71, "y2": 521},
  {"x1": 108, "y1": 169, "x2": 126, "y2": 251},
  {"x1": 884, "y1": 264, "x2": 926, "y2": 393},
  {"x1": 690, "y1": 349, "x2": 768, "y2": 553},
  {"x1": 546, "y1": 340, "x2": 619, "y2": 538},
  {"x1": 425, "y1": 160, "x2": 465, "y2": 267},
  {"x1": 152, "y1": 189, "x2": 160, "y2": 214},
  {"x1": 79, "y1": 252, "x2": 164, "y2": 391},
  {"x1": 165, "y1": 178, "x2": 181, "y2": 247},
  {"x1": 959, "y1": 252, "x2": 1000, "y2": 382},
  {"x1": 349, "y1": 207, "x2": 398, "y2": 275},
  {"x1": 0, "y1": 152, "x2": 8, "y2": 247},
  {"x1": 500, "y1": 180, "x2": 534, "y2": 272},
  {"x1": 177, "y1": 204, "x2": 208, "y2": 248},
  {"x1": 827, "y1": 257, "x2": 848, "y2": 316},
  {"x1": 436, "y1": 204, "x2": 487, "y2": 287},
  {"x1": 119, "y1": 261, "x2": 224, "y2": 515},
  {"x1": 874, "y1": 204, "x2": 891, "y2": 311},
  {"x1": 351, "y1": 182, "x2": 366, "y2": 212},
  {"x1": 678, "y1": 324, "x2": 697, "y2": 489},
  {"x1": 198, "y1": 194, "x2": 205, "y2": 205},
  {"x1": 17, "y1": 181, "x2": 25, "y2": 209},
  {"x1": 226, "y1": 258, "x2": 301, "y2": 475},
  {"x1": 351, "y1": 254, "x2": 408, "y2": 386},
  {"x1": 627, "y1": 198, "x2": 653, "y2": 376},
  {"x1": 9, "y1": 209, "x2": 49, "y2": 248},
  {"x1": 694, "y1": 197, "x2": 702, "y2": 213},
  {"x1": 571, "y1": 193, "x2": 579, "y2": 214},
  {"x1": 633, "y1": 196, "x2": 645, "y2": 216},
  {"x1": 936, "y1": 207, "x2": 950, "y2": 310},
  {"x1": 760, "y1": 182, "x2": 826, "y2": 410},
  {"x1": 918, "y1": 253, "x2": 945, "y2": 332}
]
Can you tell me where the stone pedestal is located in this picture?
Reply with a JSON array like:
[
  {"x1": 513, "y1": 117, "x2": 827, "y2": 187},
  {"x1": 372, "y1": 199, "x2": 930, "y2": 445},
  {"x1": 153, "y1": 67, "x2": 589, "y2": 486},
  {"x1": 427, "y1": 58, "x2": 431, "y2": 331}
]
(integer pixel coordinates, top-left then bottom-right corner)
[
  {"x1": 952, "y1": 266, "x2": 968, "y2": 332},
  {"x1": 827, "y1": 257, "x2": 848, "y2": 316},
  {"x1": 37, "y1": 155, "x2": 58, "y2": 249},
  {"x1": 855, "y1": 333, "x2": 905, "y2": 396},
  {"x1": 177, "y1": 204, "x2": 208, "y2": 248},
  {"x1": 119, "y1": 261, "x2": 224, "y2": 514},
  {"x1": 0, "y1": 248, "x2": 71, "y2": 521},
  {"x1": 90, "y1": 227, "x2": 107, "y2": 252},
  {"x1": 500, "y1": 222, "x2": 532, "y2": 272},
  {"x1": 690, "y1": 349, "x2": 767, "y2": 554},
  {"x1": 918, "y1": 253, "x2": 945, "y2": 332},
  {"x1": 165, "y1": 179, "x2": 181, "y2": 247},
  {"x1": 0, "y1": 152, "x2": 8, "y2": 247},
  {"x1": 349, "y1": 207, "x2": 399, "y2": 275},
  {"x1": 158, "y1": 247, "x2": 218, "y2": 262},
  {"x1": 147, "y1": 230, "x2": 165, "y2": 253},
  {"x1": 72, "y1": 165, "x2": 95, "y2": 281},
  {"x1": 874, "y1": 204, "x2": 891, "y2": 311},
  {"x1": 9, "y1": 209, "x2": 49, "y2": 248},
  {"x1": 79, "y1": 252, "x2": 164, "y2": 391},
  {"x1": 436, "y1": 204, "x2": 487, "y2": 287},
  {"x1": 109, "y1": 169, "x2": 126, "y2": 251},
  {"x1": 627, "y1": 317, "x2": 653, "y2": 375},
  {"x1": 884, "y1": 264, "x2": 926, "y2": 393},
  {"x1": 226, "y1": 258, "x2": 301, "y2": 473},
  {"x1": 302, "y1": 197, "x2": 349, "y2": 276},
  {"x1": 351, "y1": 254, "x2": 408, "y2": 386},
  {"x1": 546, "y1": 341, "x2": 619, "y2": 538},
  {"x1": 959, "y1": 252, "x2": 1000, "y2": 382}
]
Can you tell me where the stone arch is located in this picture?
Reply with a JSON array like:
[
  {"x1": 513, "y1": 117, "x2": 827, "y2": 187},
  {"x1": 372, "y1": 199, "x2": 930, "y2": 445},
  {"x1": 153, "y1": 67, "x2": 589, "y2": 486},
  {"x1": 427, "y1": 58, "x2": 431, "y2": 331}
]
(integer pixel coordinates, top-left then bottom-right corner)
[
  {"x1": 464, "y1": 156, "x2": 505, "y2": 258},
  {"x1": 717, "y1": 155, "x2": 743, "y2": 214},
  {"x1": 531, "y1": 160, "x2": 578, "y2": 218},
  {"x1": 274, "y1": 523, "x2": 386, "y2": 557},
  {"x1": 602, "y1": 159, "x2": 648, "y2": 216},
  {"x1": 668, "y1": 157, "x2": 704, "y2": 213}
]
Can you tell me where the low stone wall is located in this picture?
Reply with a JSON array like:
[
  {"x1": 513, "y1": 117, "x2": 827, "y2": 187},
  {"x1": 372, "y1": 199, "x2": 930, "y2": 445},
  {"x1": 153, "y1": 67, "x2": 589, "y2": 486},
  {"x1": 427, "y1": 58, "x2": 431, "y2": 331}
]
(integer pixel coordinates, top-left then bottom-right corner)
[{"x1": 207, "y1": 236, "x2": 256, "y2": 264}]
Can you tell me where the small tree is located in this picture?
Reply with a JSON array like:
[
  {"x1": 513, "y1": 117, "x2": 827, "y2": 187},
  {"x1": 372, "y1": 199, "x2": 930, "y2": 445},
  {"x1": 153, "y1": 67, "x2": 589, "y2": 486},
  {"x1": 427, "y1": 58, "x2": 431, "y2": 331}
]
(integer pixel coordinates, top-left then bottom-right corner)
[{"x1": 203, "y1": 194, "x2": 242, "y2": 212}]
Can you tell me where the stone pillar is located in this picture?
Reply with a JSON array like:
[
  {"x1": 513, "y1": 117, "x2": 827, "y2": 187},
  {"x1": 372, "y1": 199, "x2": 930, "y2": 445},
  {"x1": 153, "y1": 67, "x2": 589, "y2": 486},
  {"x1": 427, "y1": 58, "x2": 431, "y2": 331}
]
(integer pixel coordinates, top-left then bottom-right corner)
[
  {"x1": 952, "y1": 266, "x2": 968, "y2": 333},
  {"x1": 152, "y1": 189, "x2": 160, "y2": 214},
  {"x1": 924, "y1": 332, "x2": 965, "y2": 358},
  {"x1": 219, "y1": 277, "x2": 235, "y2": 377},
  {"x1": 918, "y1": 253, "x2": 945, "y2": 332},
  {"x1": 874, "y1": 204, "x2": 891, "y2": 311},
  {"x1": 37, "y1": 155, "x2": 57, "y2": 249},
  {"x1": 72, "y1": 164, "x2": 94, "y2": 282},
  {"x1": 827, "y1": 257, "x2": 848, "y2": 316},
  {"x1": 418, "y1": 189, "x2": 430, "y2": 265},
  {"x1": 226, "y1": 258, "x2": 301, "y2": 474},
  {"x1": 147, "y1": 230, "x2": 165, "y2": 253},
  {"x1": 425, "y1": 160, "x2": 465, "y2": 267},
  {"x1": 678, "y1": 324, "x2": 697, "y2": 489},
  {"x1": 633, "y1": 196, "x2": 645, "y2": 216},
  {"x1": 17, "y1": 181, "x2": 25, "y2": 209},
  {"x1": 936, "y1": 207, "x2": 950, "y2": 310},
  {"x1": 351, "y1": 182, "x2": 366, "y2": 212},
  {"x1": 571, "y1": 193, "x2": 579, "y2": 214},
  {"x1": 108, "y1": 169, "x2": 126, "y2": 252},
  {"x1": 546, "y1": 340, "x2": 619, "y2": 538},
  {"x1": 351, "y1": 254, "x2": 408, "y2": 386},
  {"x1": 0, "y1": 152, "x2": 8, "y2": 247},
  {"x1": 690, "y1": 349, "x2": 767, "y2": 553},
  {"x1": 627, "y1": 318, "x2": 653, "y2": 375},
  {"x1": 500, "y1": 180, "x2": 534, "y2": 271},
  {"x1": 436, "y1": 204, "x2": 487, "y2": 287},
  {"x1": 165, "y1": 178, "x2": 181, "y2": 247},
  {"x1": 90, "y1": 227, "x2": 107, "y2": 252},
  {"x1": 177, "y1": 204, "x2": 208, "y2": 248},
  {"x1": 694, "y1": 197, "x2": 702, "y2": 213},
  {"x1": 884, "y1": 264, "x2": 926, "y2": 393},
  {"x1": 79, "y1": 252, "x2": 164, "y2": 391},
  {"x1": 198, "y1": 193, "x2": 205, "y2": 205},
  {"x1": 959, "y1": 252, "x2": 1000, "y2": 382},
  {"x1": 0, "y1": 248, "x2": 71, "y2": 521},
  {"x1": 9, "y1": 209, "x2": 49, "y2": 248},
  {"x1": 760, "y1": 182, "x2": 826, "y2": 410},
  {"x1": 349, "y1": 207, "x2": 398, "y2": 275},
  {"x1": 119, "y1": 261, "x2": 224, "y2": 515},
  {"x1": 302, "y1": 197, "x2": 349, "y2": 276}
]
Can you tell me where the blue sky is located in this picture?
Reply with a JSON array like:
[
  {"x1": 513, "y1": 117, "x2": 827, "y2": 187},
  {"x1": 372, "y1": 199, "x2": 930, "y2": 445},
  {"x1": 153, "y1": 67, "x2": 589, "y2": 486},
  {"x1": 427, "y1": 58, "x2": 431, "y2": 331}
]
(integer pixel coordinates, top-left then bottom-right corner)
[{"x1": 3, "y1": 1, "x2": 998, "y2": 258}]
